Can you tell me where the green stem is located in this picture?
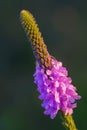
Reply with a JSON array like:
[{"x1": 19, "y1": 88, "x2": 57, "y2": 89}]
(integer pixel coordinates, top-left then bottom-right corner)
[{"x1": 60, "y1": 111, "x2": 78, "y2": 130}]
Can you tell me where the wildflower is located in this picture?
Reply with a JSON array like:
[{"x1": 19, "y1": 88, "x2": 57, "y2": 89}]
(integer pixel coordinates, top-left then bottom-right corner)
[
  {"x1": 20, "y1": 10, "x2": 81, "y2": 119},
  {"x1": 34, "y1": 58, "x2": 81, "y2": 119}
]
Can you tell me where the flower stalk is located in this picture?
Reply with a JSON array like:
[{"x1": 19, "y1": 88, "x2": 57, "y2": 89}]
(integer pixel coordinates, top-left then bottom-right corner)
[
  {"x1": 61, "y1": 112, "x2": 77, "y2": 130},
  {"x1": 20, "y1": 9, "x2": 81, "y2": 130}
]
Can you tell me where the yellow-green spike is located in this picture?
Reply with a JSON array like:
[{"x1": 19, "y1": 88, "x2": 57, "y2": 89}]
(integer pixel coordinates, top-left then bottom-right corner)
[{"x1": 20, "y1": 10, "x2": 52, "y2": 68}]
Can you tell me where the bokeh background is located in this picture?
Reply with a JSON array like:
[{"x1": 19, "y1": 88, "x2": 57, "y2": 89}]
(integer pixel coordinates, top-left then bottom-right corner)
[{"x1": 0, "y1": 0, "x2": 87, "y2": 130}]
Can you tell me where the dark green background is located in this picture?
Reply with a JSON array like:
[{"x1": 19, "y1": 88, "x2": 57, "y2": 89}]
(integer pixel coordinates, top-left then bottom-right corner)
[{"x1": 0, "y1": 0, "x2": 87, "y2": 130}]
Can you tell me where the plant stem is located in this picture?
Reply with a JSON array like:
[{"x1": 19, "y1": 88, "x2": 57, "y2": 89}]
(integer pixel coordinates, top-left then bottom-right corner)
[{"x1": 60, "y1": 111, "x2": 78, "y2": 130}]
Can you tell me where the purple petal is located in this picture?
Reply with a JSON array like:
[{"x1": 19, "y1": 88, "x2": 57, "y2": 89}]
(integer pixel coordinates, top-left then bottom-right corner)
[{"x1": 33, "y1": 58, "x2": 81, "y2": 118}]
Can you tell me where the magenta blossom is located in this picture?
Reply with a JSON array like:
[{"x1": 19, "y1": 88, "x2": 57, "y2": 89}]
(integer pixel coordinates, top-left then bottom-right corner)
[
  {"x1": 20, "y1": 10, "x2": 81, "y2": 120},
  {"x1": 34, "y1": 58, "x2": 81, "y2": 119}
]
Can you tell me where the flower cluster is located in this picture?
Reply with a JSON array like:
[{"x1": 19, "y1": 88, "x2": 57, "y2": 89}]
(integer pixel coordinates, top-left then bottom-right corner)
[
  {"x1": 20, "y1": 10, "x2": 81, "y2": 120},
  {"x1": 34, "y1": 58, "x2": 81, "y2": 119}
]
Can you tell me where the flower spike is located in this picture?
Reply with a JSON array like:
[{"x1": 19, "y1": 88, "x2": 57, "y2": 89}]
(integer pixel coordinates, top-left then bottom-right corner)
[
  {"x1": 20, "y1": 10, "x2": 52, "y2": 68},
  {"x1": 20, "y1": 9, "x2": 81, "y2": 130}
]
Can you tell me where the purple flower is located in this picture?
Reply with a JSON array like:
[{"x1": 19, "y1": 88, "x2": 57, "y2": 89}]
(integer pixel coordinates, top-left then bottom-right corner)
[
  {"x1": 34, "y1": 58, "x2": 81, "y2": 119},
  {"x1": 20, "y1": 10, "x2": 81, "y2": 120}
]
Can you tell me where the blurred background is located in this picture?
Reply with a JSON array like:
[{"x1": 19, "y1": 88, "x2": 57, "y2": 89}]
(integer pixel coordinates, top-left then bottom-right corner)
[{"x1": 0, "y1": 0, "x2": 87, "y2": 130}]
